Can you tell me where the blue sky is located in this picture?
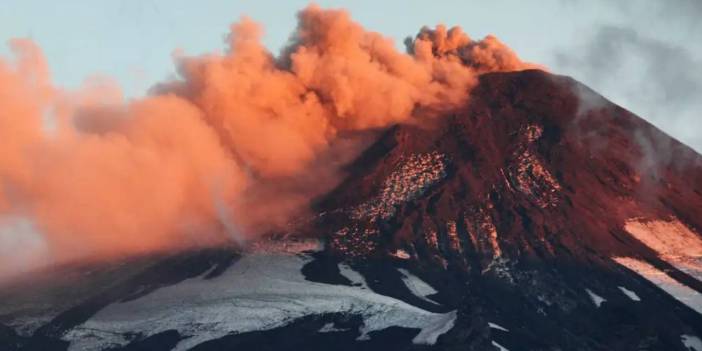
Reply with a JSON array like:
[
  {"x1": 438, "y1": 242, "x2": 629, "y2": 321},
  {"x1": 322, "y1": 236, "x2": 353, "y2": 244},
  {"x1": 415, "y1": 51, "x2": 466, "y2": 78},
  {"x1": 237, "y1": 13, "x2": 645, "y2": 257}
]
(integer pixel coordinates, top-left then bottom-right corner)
[
  {"x1": 0, "y1": 0, "x2": 615, "y2": 96},
  {"x1": 1, "y1": 0, "x2": 700, "y2": 151}
]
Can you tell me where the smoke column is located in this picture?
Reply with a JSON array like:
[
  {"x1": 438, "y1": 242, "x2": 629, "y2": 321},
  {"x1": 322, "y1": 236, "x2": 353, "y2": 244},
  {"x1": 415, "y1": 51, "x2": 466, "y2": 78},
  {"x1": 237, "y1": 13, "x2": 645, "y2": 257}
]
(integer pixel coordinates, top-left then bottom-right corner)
[{"x1": 0, "y1": 5, "x2": 537, "y2": 279}]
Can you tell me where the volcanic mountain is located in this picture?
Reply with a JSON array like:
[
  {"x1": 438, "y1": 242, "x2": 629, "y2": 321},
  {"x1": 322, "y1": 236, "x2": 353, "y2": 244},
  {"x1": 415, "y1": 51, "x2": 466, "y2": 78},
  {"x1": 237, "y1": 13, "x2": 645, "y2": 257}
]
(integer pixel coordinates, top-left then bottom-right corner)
[{"x1": 2, "y1": 69, "x2": 702, "y2": 351}]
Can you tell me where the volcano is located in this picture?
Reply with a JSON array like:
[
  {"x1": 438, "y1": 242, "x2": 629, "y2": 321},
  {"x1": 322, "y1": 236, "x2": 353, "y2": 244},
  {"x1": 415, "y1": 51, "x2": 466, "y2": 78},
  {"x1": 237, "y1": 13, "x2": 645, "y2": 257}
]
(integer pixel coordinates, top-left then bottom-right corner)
[{"x1": 2, "y1": 69, "x2": 702, "y2": 351}]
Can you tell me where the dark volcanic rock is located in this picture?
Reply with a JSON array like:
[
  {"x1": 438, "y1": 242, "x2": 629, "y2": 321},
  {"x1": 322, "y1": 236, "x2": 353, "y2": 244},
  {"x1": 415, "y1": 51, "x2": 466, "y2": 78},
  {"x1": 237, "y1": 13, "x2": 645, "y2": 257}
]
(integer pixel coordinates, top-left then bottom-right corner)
[
  {"x1": 2, "y1": 70, "x2": 702, "y2": 351},
  {"x1": 316, "y1": 70, "x2": 702, "y2": 264},
  {"x1": 309, "y1": 69, "x2": 702, "y2": 350}
]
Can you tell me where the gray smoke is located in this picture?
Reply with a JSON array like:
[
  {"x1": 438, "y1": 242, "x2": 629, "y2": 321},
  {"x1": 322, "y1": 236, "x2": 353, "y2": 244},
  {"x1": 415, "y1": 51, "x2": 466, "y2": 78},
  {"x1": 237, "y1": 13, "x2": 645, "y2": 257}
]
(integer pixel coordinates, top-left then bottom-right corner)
[{"x1": 554, "y1": 0, "x2": 702, "y2": 153}]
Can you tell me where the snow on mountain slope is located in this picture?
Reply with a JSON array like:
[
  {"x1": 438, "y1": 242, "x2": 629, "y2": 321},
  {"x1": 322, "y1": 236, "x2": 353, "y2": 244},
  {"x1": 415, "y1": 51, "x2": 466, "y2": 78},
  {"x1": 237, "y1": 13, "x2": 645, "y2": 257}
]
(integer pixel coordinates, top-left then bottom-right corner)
[
  {"x1": 624, "y1": 218, "x2": 702, "y2": 258},
  {"x1": 397, "y1": 268, "x2": 440, "y2": 305},
  {"x1": 4, "y1": 69, "x2": 702, "y2": 351},
  {"x1": 615, "y1": 217, "x2": 702, "y2": 313},
  {"x1": 63, "y1": 252, "x2": 456, "y2": 351},
  {"x1": 585, "y1": 289, "x2": 607, "y2": 308},
  {"x1": 614, "y1": 257, "x2": 702, "y2": 314},
  {"x1": 682, "y1": 334, "x2": 702, "y2": 351}
]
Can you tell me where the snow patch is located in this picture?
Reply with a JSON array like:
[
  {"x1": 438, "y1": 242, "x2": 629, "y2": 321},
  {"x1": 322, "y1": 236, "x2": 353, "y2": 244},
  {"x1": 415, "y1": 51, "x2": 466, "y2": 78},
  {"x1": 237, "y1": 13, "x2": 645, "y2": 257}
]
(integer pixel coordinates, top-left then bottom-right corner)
[
  {"x1": 619, "y1": 218, "x2": 702, "y2": 312},
  {"x1": 398, "y1": 268, "x2": 441, "y2": 305},
  {"x1": 682, "y1": 334, "x2": 702, "y2": 351},
  {"x1": 618, "y1": 286, "x2": 641, "y2": 301},
  {"x1": 624, "y1": 218, "x2": 702, "y2": 258},
  {"x1": 411, "y1": 310, "x2": 456, "y2": 345},
  {"x1": 674, "y1": 257, "x2": 702, "y2": 282},
  {"x1": 338, "y1": 263, "x2": 368, "y2": 288},
  {"x1": 585, "y1": 289, "x2": 607, "y2": 307},
  {"x1": 6, "y1": 318, "x2": 52, "y2": 337},
  {"x1": 64, "y1": 253, "x2": 456, "y2": 351},
  {"x1": 492, "y1": 340, "x2": 510, "y2": 351},
  {"x1": 614, "y1": 257, "x2": 702, "y2": 314},
  {"x1": 488, "y1": 322, "x2": 509, "y2": 332},
  {"x1": 318, "y1": 322, "x2": 347, "y2": 333}
]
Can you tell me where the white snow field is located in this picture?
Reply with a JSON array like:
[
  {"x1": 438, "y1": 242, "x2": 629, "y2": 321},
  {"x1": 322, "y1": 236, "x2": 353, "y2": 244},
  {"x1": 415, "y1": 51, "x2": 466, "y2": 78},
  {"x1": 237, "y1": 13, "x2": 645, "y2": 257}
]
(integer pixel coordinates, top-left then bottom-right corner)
[{"x1": 63, "y1": 253, "x2": 457, "y2": 351}]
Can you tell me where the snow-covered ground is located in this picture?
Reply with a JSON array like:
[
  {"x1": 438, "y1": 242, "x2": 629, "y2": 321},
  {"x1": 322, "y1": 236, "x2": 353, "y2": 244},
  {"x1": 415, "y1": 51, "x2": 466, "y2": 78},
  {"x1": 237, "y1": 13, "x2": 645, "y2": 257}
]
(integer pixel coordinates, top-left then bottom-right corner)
[
  {"x1": 624, "y1": 218, "x2": 702, "y2": 257},
  {"x1": 615, "y1": 217, "x2": 702, "y2": 314},
  {"x1": 623, "y1": 218, "x2": 702, "y2": 287},
  {"x1": 339, "y1": 263, "x2": 369, "y2": 288},
  {"x1": 671, "y1": 256, "x2": 702, "y2": 282},
  {"x1": 614, "y1": 257, "x2": 702, "y2": 314},
  {"x1": 397, "y1": 268, "x2": 441, "y2": 305},
  {"x1": 618, "y1": 286, "x2": 641, "y2": 301},
  {"x1": 682, "y1": 334, "x2": 702, "y2": 351},
  {"x1": 63, "y1": 253, "x2": 457, "y2": 351},
  {"x1": 585, "y1": 289, "x2": 607, "y2": 307},
  {"x1": 492, "y1": 340, "x2": 510, "y2": 351},
  {"x1": 488, "y1": 322, "x2": 509, "y2": 332}
]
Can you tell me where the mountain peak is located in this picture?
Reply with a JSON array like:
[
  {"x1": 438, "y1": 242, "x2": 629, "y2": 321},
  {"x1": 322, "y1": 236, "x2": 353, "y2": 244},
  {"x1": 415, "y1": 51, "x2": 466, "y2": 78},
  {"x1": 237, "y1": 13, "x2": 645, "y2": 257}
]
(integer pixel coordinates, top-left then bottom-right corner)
[
  {"x1": 313, "y1": 69, "x2": 702, "y2": 270},
  {"x1": 3, "y1": 70, "x2": 702, "y2": 351}
]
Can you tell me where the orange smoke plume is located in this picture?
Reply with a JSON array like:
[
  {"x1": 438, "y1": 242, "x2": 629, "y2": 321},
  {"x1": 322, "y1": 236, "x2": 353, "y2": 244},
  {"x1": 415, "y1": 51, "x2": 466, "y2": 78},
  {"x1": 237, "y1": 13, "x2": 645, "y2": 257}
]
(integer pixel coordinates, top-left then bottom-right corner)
[{"x1": 0, "y1": 5, "x2": 538, "y2": 280}]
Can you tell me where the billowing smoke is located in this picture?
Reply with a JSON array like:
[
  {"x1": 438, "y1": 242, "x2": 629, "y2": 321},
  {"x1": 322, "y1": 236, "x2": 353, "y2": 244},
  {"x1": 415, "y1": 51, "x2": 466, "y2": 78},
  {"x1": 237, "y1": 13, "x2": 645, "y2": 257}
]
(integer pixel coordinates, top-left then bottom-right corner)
[{"x1": 0, "y1": 5, "x2": 535, "y2": 280}]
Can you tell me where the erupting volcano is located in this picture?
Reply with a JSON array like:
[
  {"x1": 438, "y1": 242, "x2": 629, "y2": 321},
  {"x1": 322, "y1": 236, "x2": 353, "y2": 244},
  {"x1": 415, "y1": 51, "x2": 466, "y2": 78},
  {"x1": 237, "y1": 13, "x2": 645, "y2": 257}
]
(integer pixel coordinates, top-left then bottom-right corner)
[{"x1": 1, "y1": 4, "x2": 702, "y2": 351}]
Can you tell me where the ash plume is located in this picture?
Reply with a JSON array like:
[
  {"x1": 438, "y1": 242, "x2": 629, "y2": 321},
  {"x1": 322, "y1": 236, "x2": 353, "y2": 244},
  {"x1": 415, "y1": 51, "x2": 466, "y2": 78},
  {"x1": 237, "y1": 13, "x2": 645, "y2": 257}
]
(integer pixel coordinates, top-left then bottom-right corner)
[{"x1": 0, "y1": 5, "x2": 536, "y2": 280}]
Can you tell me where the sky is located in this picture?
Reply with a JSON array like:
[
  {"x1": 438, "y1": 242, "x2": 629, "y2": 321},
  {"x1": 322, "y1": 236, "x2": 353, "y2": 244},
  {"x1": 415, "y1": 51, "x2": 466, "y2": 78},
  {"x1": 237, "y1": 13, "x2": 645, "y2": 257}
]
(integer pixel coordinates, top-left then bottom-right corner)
[{"x1": 1, "y1": 0, "x2": 700, "y2": 151}]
